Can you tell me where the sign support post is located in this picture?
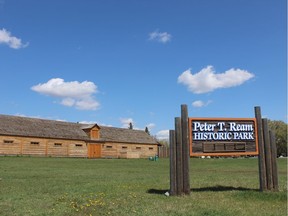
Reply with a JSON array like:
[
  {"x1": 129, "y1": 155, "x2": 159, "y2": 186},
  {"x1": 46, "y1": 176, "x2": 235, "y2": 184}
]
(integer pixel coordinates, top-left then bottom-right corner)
[
  {"x1": 269, "y1": 130, "x2": 279, "y2": 191},
  {"x1": 255, "y1": 107, "x2": 278, "y2": 191},
  {"x1": 181, "y1": 105, "x2": 190, "y2": 195},
  {"x1": 255, "y1": 106, "x2": 267, "y2": 191},
  {"x1": 169, "y1": 130, "x2": 176, "y2": 196},
  {"x1": 175, "y1": 117, "x2": 183, "y2": 195},
  {"x1": 169, "y1": 105, "x2": 190, "y2": 196},
  {"x1": 263, "y1": 118, "x2": 273, "y2": 190}
]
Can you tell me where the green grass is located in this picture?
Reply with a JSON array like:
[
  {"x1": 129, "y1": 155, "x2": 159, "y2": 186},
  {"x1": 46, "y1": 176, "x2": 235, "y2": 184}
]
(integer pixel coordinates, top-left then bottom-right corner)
[{"x1": 0, "y1": 157, "x2": 286, "y2": 216}]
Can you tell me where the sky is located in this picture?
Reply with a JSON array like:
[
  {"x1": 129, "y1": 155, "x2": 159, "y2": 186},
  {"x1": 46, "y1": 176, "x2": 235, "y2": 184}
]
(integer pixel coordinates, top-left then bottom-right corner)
[{"x1": 0, "y1": 0, "x2": 286, "y2": 140}]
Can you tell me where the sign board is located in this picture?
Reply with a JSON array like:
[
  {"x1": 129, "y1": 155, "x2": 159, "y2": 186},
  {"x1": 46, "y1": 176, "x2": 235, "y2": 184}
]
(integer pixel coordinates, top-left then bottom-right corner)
[{"x1": 189, "y1": 118, "x2": 259, "y2": 156}]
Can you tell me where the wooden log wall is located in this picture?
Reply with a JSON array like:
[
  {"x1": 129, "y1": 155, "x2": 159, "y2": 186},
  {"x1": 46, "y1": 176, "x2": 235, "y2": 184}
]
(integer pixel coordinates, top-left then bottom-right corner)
[
  {"x1": 0, "y1": 135, "x2": 87, "y2": 157},
  {"x1": 158, "y1": 145, "x2": 169, "y2": 158},
  {"x1": 0, "y1": 135, "x2": 158, "y2": 159},
  {"x1": 101, "y1": 142, "x2": 158, "y2": 159}
]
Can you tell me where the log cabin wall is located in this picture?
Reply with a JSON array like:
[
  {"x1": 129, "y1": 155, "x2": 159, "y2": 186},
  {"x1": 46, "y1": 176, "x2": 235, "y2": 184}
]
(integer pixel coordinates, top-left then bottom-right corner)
[
  {"x1": 0, "y1": 135, "x2": 87, "y2": 157},
  {"x1": 0, "y1": 133, "x2": 158, "y2": 159},
  {"x1": 102, "y1": 142, "x2": 158, "y2": 159},
  {"x1": 0, "y1": 135, "x2": 22, "y2": 155}
]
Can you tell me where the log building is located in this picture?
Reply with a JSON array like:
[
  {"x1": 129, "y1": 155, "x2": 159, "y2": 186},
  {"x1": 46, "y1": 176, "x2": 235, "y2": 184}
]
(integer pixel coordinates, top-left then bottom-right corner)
[{"x1": 0, "y1": 114, "x2": 159, "y2": 159}]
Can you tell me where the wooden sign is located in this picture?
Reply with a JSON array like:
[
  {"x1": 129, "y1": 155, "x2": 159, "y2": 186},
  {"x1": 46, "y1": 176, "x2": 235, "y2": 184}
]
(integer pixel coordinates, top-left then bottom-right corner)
[{"x1": 189, "y1": 118, "x2": 259, "y2": 156}]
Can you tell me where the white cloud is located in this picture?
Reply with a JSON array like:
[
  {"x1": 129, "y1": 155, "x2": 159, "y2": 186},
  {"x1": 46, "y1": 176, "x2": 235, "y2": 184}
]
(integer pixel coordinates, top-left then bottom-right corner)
[
  {"x1": 75, "y1": 98, "x2": 100, "y2": 110},
  {"x1": 78, "y1": 120, "x2": 96, "y2": 124},
  {"x1": 0, "y1": 28, "x2": 28, "y2": 49},
  {"x1": 192, "y1": 100, "x2": 212, "y2": 108},
  {"x1": 15, "y1": 113, "x2": 67, "y2": 122},
  {"x1": 149, "y1": 30, "x2": 172, "y2": 43},
  {"x1": 178, "y1": 66, "x2": 254, "y2": 94},
  {"x1": 61, "y1": 98, "x2": 75, "y2": 107},
  {"x1": 120, "y1": 117, "x2": 134, "y2": 128},
  {"x1": 79, "y1": 121, "x2": 113, "y2": 127},
  {"x1": 146, "y1": 123, "x2": 156, "y2": 130},
  {"x1": 156, "y1": 130, "x2": 169, "y2": 140},
  {"x1": 31, "y1": 78, "x2": 100, "y2": 110},
  {"x1": 192, "y1": 100, "x2": 205, "y2": 107}
]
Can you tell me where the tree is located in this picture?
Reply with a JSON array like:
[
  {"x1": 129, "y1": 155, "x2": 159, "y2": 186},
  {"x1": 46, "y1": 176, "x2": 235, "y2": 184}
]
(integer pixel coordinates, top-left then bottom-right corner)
[
  {"x1": 128, "y1": 122, "x2": 133, "y2": 130},
  {"x1": 145, "y1": 126, "x2": 150, "y2": 135},
  {"x1": 157, "y1": 139, "x2": 169, "y2": 147},
  {"x1": 268, "y1": 120, "x2": 287, "y2": 157}
]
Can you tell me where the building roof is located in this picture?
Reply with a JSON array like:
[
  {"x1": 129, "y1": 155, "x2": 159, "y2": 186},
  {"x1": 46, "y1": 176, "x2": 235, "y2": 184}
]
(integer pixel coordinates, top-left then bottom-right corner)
[
  {"x1": 0, "y1": 115, "x2": 89, "y2": 140},
  {"x1": 99, "y1": 126, "x2": 157, "y2": 144},
  {"x1": 0, "y1": 114, "x2": 158, "y2": 145}
]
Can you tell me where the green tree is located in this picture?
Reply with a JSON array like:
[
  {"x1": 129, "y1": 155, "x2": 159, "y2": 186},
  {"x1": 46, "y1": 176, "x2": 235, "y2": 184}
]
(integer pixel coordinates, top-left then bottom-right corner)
[
  {"x1": 156, "y1": 139, "x2": 169, "y2": 148},
  {"x1": 145, "y1": 126, "x2": 150, "y2": 135},
  {"x1": 268, "y1": 120, "x2": 287, "y2": 157}
]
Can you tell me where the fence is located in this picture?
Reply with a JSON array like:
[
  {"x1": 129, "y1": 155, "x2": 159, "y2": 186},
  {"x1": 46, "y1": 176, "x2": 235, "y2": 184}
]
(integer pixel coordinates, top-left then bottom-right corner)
[{"x1": 158, "y1": 145, "x2": 169, "y2": 158}]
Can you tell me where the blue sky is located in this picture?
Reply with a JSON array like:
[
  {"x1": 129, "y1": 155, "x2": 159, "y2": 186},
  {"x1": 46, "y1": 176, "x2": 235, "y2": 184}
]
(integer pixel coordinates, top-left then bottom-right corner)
[{"x1": 0, "y1": 0, "x2": 286, "y2": 139}]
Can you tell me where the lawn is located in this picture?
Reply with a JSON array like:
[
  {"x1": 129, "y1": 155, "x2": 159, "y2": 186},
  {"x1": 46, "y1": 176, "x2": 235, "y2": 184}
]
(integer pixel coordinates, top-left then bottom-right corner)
[{"x1": 0, "y1": 156, "x2": 287, "y2": 216}]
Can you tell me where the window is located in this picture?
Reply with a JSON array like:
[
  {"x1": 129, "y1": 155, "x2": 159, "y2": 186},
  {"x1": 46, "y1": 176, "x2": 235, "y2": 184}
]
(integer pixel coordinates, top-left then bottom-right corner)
[
  {"x1": 149, "y1": 147, "x2": 154, "y2": 150},
  {"x1": 122, "y1": 146, "x2": 127, "y2": 149},
  {"x1": 4, "y1": 140, "x2": 14, "y2": 144},
  {"x1": 30, "y1": 142, "x2": 39, "y2": 145},
  {"x1": 136, "y1": 147, "x2": 141, "y2": 150},
  {"x1": 106, "y1": 145, "x2": 112, "y2": 149},
  {"x1": 75, "y1": 144, "x2": 83, "y2": 147},
  {"x1": 54, "y1": 143, "x2": 62, "y2": 147}
]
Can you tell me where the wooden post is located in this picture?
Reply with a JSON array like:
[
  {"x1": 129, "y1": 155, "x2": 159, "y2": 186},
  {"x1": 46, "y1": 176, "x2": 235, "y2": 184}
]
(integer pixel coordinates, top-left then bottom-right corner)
[
  {"x1": 169, "y1": 105, "x2": 191, "y2": 196},
  {"x1": 269, "y1": 130, "x2": 279, "y2": 191},
  {"x1": 262, "y1": 118, "x2": 273, "y2": 190},
  {"x1": 254, "y1": 106, "x2": 267, "y2": 191},
  {"x1": 169, "y1": 130, "x2": 177, "y2": 195},
  {"x1": 181, "y1": 104, "x2": 190, "y2": 195},
  {"x1": 175, "y1": 117, "x2": 183, "y2": 195}
]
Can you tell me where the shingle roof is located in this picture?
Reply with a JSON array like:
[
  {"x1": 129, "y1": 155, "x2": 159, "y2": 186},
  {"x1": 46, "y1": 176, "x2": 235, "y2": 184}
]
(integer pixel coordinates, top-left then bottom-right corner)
[
  {"x1": 100, "y1": 126, "x2": 157, "y2": 144},
  {"x1": 0, "y1": 114, "x2": 158, "y2": 145},
  {"x1": 0, "y1": 115, "x2": 89, "y2": 140}
]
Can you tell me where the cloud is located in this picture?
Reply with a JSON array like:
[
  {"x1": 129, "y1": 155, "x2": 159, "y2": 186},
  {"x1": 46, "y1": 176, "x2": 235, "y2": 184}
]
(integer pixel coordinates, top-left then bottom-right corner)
[
  {"x1": 192, "y1": 100, "x2": 212, "y2": 108},
  {"x1": 79, "y1": 121, "x2": 113, "y2": 127},
  {"x1": 31, "y1": 78, "x2": 100, "y2": 110},
  {"x1": 75, "y1": 98, "x2": 100, "y2": 110},
  {"x1": 178, "y1": 66, "x2": 254, "y2": 94},
  {"x1": 15, "y1": 113, "x2": 67, "y2": 122},
  {"x1": 149, "y1": 30, "x2": 172, "y2": 43},
  {"x1": 156, "y1": 130, "x2": 169, "y2": 140},
  {"x1": 0, "y1": 28, "x2": 28, "y2": 49},
  {"x1": 146, "y1": 123, "x2": 156, "y2": 130},
  {"x1": 120, "y1": 117, "x2": 134, "y2": 128}
]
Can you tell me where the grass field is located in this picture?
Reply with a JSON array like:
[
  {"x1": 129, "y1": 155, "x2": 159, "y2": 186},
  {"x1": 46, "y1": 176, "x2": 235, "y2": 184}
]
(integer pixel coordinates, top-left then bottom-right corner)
[{"x1": 0, "y1": 156, "x2": 287, "y2": 216}]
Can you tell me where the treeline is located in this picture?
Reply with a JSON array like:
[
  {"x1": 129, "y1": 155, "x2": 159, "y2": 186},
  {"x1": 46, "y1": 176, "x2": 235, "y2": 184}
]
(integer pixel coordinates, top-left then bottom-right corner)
[{"x1": 268, "y1": 120, "x2": 287, "y2": 157}]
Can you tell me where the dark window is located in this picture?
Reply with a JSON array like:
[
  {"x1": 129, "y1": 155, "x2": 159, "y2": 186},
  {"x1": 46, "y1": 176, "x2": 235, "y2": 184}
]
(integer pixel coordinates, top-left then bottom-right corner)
[
  {"x1": 75, "y1": 144, "x2": 83, "y2": 147},
  {"x1": 30, "y1": 142, "x2": 39, "y2": 145},
  {"x1": 122, "y1": 146, "x2": 127, "y2": 149},
  {"x1": 149, "y1": 147, "x2": 154, "y2": 150},
  {"x1": 4, "y1": 140, "x2": 14, "y2": 144},
  {"x1": 136, "y1": 147, "x2": 141, "y2": 150},
  {"x1": 54, "y1": 143, "x2": 62, "y2": 147},
  {"x1": 106, "y1": 146, "x2": 113, "y2": 148}
]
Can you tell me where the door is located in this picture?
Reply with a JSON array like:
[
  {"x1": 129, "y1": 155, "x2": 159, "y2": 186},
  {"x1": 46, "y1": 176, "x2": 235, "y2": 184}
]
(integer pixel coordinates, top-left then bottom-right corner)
[{"x1": 88, "y1": 144, "x2": 101, "y2": 158}]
